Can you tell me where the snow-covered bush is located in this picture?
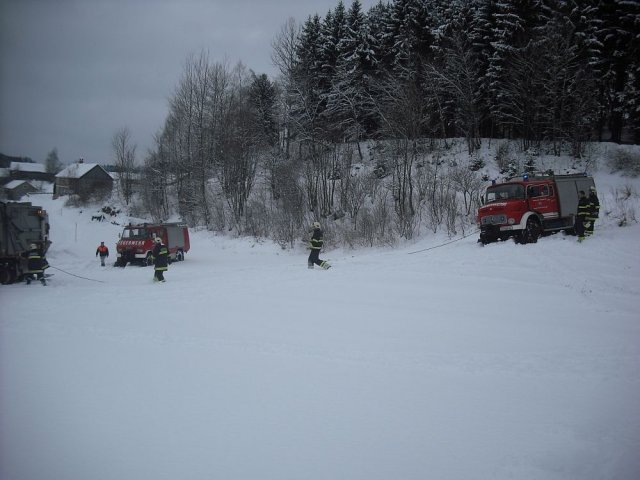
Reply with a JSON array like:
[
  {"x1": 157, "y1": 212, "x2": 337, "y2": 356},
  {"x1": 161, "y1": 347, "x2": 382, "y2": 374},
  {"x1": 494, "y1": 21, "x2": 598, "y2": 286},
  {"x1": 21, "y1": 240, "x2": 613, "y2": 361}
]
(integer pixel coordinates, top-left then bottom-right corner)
[
  {"x1": 607, "y1": 147, "x2": 640, "y2": 177},
  {"x1": 494, "y1": 141, "x2": 512, "y2": 173},
  {"x1": 608, "y1": 184, "x2": 638, "y2": 227}
]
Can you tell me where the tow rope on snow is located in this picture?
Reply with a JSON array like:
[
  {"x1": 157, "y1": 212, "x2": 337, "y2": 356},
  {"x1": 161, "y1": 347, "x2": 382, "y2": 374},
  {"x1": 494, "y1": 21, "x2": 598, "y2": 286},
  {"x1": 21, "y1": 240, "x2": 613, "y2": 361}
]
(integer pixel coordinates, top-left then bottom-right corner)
[
  {"x1": 407, "y1": 229, "x2": 479, "y2": 255},
  {"x1": 49, "y1": 266, "x2": 106, "y2": 283}
]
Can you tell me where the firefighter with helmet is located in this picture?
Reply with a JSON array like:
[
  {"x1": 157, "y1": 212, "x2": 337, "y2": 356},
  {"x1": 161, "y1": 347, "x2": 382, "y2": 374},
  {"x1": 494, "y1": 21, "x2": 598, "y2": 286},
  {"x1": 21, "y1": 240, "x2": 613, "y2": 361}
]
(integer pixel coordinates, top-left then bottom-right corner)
[
  {"x1": 308, "y1": 221, "x2": 331, "y2": 269},
  {"x1": 585, "y1": 186, "x2": 600, "y2": 237},
  {"x1": 25, "y1": 243, "x2": 49, "y2": 285},
  {"x1": 152, "y1": 236, "x2": 168, "y2": 282},
  {"x1": 575, "y1": 190, "x2": 590, "y2": 242}
]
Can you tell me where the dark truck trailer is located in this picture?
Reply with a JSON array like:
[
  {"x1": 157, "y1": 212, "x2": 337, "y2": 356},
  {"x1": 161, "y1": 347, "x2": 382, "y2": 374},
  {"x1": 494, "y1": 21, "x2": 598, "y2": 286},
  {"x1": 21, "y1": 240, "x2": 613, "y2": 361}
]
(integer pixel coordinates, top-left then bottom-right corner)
[{"x1": 0, "y1": 201, "x2": 51, "y2": 284}]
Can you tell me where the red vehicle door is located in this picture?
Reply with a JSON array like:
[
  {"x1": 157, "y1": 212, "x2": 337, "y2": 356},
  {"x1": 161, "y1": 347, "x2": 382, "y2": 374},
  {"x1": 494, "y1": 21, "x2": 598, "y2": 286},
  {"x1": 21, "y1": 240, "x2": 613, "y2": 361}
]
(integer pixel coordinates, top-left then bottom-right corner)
[{"x1": 527, "y1": 183, "x2": 558, "y2": 219}]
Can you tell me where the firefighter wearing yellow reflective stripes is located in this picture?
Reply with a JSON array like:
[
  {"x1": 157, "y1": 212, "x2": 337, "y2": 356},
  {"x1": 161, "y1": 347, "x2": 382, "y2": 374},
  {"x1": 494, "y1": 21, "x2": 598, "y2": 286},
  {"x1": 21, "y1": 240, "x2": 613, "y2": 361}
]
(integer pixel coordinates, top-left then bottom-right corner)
[
  {"x1": 575, "y1": 190, "x2": 590, "y2": 242},
  {"x1": 25, "y1": 243, "x2": 49, "y2": 285},
  {"x1": 152, "y1": 236, "x2": 168, "y2": 282},
  {"x1": 308, "y1": 222, "x2": 330, "y2": 269},
  {"x1": 585, "y1": 186, "x2": 600, "y2": 237}
]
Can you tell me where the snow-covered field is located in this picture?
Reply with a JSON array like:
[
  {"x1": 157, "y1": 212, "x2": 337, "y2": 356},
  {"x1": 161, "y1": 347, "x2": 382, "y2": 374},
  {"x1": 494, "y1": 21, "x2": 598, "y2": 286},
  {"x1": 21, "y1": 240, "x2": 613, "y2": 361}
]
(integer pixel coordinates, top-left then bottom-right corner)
[{"x1": 1, "y1": 172, "x2": 639, "y2": 480}]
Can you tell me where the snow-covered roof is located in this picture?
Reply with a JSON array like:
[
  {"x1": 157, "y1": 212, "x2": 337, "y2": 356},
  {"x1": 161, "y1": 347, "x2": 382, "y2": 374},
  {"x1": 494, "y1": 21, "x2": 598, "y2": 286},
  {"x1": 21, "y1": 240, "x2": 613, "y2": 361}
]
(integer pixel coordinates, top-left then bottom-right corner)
[
  {"x1": 10, "y1": 161, "x2": 46, "y2": 173},
  {"x1": 56, "y1": 162, "x2": 104, "y2": 178},
  {"x1": 3, "y1": 179, "x2": 33, "y2": 189}
]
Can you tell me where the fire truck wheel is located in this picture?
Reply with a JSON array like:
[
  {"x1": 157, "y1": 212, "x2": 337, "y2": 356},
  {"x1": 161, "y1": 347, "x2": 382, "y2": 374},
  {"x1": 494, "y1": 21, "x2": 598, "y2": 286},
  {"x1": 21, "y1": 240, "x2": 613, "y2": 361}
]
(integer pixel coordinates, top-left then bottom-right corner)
[
  {"x1": 144, "y1": 252, "x2": 154, "y2": 267},
  {"x1": 521, "y1": 217, "x2": 541, "y2": 244},
  {"x1": 175, "y1": 250, "x2": 184, "y2": 261}
]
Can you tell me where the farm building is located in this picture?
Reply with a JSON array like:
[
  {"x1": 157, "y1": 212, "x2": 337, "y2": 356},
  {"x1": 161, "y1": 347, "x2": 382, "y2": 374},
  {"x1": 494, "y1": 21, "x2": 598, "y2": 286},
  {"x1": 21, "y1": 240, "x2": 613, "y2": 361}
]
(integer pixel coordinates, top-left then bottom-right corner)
[
  {"x1": 2, "y1": 180, "x2": 38, "y2": 200},
  {"x1": 54, "y1": 161, "x2": 113, "y2": 199}
]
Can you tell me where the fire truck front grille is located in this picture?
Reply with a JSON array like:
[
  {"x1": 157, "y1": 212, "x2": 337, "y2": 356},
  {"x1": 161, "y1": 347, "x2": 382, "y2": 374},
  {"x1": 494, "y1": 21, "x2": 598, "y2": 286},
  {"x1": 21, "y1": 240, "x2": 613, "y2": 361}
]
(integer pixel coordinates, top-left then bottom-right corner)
[{"x1": 481, "y1": 215, "x2": 507, "y2": 225}]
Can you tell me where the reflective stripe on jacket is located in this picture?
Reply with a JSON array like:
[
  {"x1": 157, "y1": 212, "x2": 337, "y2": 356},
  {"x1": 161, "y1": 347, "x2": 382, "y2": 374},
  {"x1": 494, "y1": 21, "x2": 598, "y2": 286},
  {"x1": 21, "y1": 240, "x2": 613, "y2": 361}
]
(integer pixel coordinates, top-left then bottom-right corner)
[
  {"x1": 587, "y1": 194, "x2": 600, "y2": 220},
  {"x1": 577, "y1": 197, "x2": 590, "y2": 218},
  {"x1": 153, "y1": 244, "x2": 169, "y2": 271},
  {"x1": 309, "y1": 229, "x2": 324, "y2": 250},
  {"x1": 27, "y1": 251, "x2": 48, "y2": 273}
]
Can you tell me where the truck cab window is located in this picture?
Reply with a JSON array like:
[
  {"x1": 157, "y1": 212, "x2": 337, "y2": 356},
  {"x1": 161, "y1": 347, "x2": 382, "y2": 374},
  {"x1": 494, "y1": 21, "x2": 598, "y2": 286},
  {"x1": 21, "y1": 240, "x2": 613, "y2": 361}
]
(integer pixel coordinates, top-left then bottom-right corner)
[
  {"x1": 486, "y1": 184, "x2": 525, "y2": 202},
  {"x1": 528, "y1": 186, "x2": 540, "y2": 197},
  {"x1": 122, "y1": 228, "x2": 148, "y2": 239}
]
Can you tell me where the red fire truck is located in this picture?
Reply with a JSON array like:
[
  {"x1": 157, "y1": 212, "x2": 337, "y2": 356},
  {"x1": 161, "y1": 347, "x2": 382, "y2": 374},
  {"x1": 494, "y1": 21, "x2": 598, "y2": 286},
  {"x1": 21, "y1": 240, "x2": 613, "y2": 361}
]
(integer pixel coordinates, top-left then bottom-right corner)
[
  {"x1": 477, "y1": 173, "x2": 595, "y2": 245},
  {"x1": 115, "y1": 223, "x2": 190, "y2": 266}
]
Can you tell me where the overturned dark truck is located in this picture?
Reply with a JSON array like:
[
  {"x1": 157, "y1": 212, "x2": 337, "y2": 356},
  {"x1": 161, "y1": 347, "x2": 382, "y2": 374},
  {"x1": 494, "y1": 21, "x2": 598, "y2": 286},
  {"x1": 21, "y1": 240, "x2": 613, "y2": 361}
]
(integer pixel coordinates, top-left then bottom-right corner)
[
  {"x1": 0, "y1": 201, "x2": 51, "y2": 284},
  {"x1": 476, "y1": 173, "x2": 596, "y2": 245}
]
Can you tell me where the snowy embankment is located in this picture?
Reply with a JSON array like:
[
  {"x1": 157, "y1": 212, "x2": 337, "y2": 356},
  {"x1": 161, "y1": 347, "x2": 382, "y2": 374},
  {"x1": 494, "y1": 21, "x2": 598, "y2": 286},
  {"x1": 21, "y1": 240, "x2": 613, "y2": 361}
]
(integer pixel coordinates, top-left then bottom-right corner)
[{"x1": 1, "y1": 185, "x2": 639, "y2": 480}]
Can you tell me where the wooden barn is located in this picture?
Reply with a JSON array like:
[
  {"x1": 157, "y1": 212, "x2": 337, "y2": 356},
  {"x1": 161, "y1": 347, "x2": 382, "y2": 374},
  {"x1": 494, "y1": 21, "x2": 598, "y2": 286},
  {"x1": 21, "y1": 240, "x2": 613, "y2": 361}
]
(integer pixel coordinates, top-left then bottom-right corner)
[
  {"x1": 2, "y1": 180, "x2": 38, "y2": 200},
  {"x1": 8, "y1": 161, "x2": 54, "y2": 182},
  {"x1": 54, "y1": 161, "x2": 113, "y2": 199}
]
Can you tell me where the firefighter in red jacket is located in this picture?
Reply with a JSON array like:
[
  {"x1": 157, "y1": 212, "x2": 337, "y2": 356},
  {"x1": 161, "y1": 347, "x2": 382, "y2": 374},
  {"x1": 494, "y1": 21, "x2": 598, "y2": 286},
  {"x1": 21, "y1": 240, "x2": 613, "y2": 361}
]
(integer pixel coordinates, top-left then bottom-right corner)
[
  {"x1": 96, "y1": 241, "x2": 109, "y2": 266},
  {"x1": 152, "y1": 236, "x2": 168, "y2": 282}
]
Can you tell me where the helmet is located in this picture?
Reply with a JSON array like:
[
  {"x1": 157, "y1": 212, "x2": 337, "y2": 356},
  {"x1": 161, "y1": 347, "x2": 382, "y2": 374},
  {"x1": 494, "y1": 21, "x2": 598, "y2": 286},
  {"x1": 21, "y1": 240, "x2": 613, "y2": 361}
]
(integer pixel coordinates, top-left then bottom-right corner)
[
  {"x1": 30, "y1": 243, "x2": 38, "y2": 250},
  {"x1": 154, "y1": 236, "x2": 162, "y2": 243},
  {"x1": 312, "y1": 221, "x2": 321, "y2": 229}
]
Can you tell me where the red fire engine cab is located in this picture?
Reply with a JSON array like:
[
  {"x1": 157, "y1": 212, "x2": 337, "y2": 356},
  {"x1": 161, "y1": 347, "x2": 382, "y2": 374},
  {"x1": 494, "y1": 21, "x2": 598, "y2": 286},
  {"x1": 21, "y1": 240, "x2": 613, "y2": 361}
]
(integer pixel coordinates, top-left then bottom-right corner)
[
  {"x1": 477, "y1": 173, "x2": 595, "y2": 245},
  {"x1": 115, "y1": 223, "x2": 190, "y2": 266}
]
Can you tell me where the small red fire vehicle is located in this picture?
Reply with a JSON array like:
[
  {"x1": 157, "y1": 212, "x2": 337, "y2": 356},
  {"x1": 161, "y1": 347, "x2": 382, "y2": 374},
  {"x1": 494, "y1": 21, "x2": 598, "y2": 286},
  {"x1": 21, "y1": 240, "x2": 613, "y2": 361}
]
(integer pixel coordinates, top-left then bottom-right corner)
[
  {"x1": 477, "y1": 173, "x2": 595, "y2": 245},
  {"x1": 115, "y1": 223, "x2": 190, "y2": 266}
]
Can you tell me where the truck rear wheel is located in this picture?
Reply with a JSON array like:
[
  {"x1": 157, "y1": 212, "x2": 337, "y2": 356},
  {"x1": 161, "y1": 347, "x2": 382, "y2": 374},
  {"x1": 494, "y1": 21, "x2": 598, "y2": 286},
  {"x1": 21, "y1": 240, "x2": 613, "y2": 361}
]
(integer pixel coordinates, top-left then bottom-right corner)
[
  {"x1": 175, "y1": 249, "x2": 184, "y2": 261},
  {"x1": 0, "y1": 262, "x2": 18, "y2": 284},
  {"x1": 520, "y1": 217, "x2": 541, "y2": 244},
  {"x1": 0, "y1": 266, "x2": 10, "y2": 285}
]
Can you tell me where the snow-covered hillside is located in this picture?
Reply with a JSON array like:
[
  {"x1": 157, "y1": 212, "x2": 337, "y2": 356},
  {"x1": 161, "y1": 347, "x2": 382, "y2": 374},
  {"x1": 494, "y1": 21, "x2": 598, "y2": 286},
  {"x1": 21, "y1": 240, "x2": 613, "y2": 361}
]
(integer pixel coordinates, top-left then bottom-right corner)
[{"x1": 1, "y1": 170, "x2": 639, "y2": 480}]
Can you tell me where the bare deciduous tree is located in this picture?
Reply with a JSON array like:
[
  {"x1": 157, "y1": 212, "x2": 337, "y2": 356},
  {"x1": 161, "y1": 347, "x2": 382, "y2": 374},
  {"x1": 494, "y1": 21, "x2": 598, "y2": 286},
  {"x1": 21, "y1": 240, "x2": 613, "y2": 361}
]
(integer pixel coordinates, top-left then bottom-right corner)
[
  {"x1": 45, "y1": 148, "x2": 63, "y2": 175},
  {"x1": 112, "y1": 127, "x2": 136, "y2": 205},
  {"x1": 272, "y1": 17, "x2": 301, "y2": 159},
  {"x1": 451, "y1": 165, "x2": 484, "y2": 215}
]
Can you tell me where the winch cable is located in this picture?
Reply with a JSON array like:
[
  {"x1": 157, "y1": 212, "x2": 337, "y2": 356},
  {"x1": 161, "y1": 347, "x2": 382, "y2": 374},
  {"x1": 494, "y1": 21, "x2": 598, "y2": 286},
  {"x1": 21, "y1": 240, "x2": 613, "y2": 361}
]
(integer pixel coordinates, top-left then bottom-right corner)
[
  {"x1": 49, "y1": 265, "x2": 107, "y2": 283},
  {"x1": 407, "y1": 229, "x2": 480, "y2": 255}
]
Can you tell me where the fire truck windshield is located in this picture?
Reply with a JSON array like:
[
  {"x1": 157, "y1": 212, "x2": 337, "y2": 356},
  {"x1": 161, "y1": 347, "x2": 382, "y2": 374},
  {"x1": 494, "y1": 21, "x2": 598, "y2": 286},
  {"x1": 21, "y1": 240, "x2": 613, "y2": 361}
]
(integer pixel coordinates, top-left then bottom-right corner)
[
  {"x1": 122, "y1": 228, "x2": 149, "y2": 239},
  {"x1": 485, "y1": 184, "x2": 525, "y2": 203}
]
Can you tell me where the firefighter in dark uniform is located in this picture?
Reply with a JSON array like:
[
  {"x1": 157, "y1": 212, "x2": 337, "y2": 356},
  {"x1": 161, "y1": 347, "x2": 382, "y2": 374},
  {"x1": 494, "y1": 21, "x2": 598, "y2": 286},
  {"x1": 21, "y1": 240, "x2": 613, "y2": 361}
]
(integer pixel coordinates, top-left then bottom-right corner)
[
  {"x1": 575, "y1": 190, "x2": 590, "y2": 242},
  {"x1": 96, "y1": 241, "x2": 109, "y2": 266},
  {"x1": 308, "y1": 222, "x2": 331, "y2": 269},
  {"x1": 585, "y1": 186, "x2": 600, "y2": 237},
  {"x1": 152, "y1": 236, "x2": 168, "y2": 282},
  {"x1": 25, "y1": 243, "x2": 49, "y2": 285}
]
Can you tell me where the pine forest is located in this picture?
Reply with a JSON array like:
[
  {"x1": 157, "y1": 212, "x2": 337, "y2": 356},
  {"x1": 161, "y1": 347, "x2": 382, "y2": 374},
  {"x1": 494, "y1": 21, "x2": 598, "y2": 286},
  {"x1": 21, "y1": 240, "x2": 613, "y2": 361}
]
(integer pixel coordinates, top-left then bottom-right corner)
[{"x1": 127, "y1": 0, "x2": 640, "y2": 247}]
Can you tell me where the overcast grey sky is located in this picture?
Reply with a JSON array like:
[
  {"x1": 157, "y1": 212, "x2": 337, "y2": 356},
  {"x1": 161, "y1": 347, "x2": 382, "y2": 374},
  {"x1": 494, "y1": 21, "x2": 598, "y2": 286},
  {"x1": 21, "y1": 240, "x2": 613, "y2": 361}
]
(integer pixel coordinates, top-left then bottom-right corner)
[{"x1": 0, "y1": 0, "x2": 379, "y2": 165}]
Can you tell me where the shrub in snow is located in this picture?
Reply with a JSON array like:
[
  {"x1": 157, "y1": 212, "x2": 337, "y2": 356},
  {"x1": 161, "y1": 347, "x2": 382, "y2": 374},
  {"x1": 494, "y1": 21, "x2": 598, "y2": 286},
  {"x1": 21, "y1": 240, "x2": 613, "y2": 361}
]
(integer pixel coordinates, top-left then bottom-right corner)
[
  {"x1": 608, "y1": 147, "x2": 640, "y2": 177},
  {"x1": 494, "y1": 141, "x2": 512, "y2": 173},
  {"x1": 609, "y1": 184, "x2": 638, "y2": 227}
]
